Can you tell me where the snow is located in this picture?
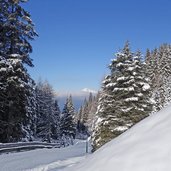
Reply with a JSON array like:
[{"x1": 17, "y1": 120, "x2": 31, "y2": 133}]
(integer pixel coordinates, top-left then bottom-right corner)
[
  {"x1": 0, "y1": 140, "x2": 89, "y2": 171},
  {"x1": 64, "y1": 104, "x2": 171, "y2": 171},
  {"x1": 95, "y1": 117, "x2": 103, "y2": 125},
  {"x1": 24, "y1": 16, "x2": 33, "y2": 22},
  {"x1": 142, "y1": 83, "x2": 150, "y2": 91},
  {"x1": 9, "y1": 54, "x2": 20, "y2": 57},
  {"x1": 106, "y1": 83, "x2": 116, "y2": 87},
  {"x1": 0, "y1": 67, "x2": 7, "y2": 72},
  {"x1": 127, "y1": 66, "x2": 135, "y2": 71},
  {"x1": 136, "y1": 93, "x2": 143, "y2": 97},
  {"x1": 117, "y1": 76, "x2": 128, "y2": 81},
  {"x1": 113, "y1": 87, "x2": 134, "y2": 92},
  {"x1": 125, "y1": 97, "x2": 139, "y2": 102},
  {"x1": 114, "y1": 126, "x2": 128, "y2": 131},
  {"x1": 115, "y1": 52, "x2": 125, "y2": 57},
  {"x1": 116, "y1": 62, "x2": 124, "y2": 67},
  {"x1": 9, "y1": 58, "x2": 22, "y2": 65},
  {"x1": 3, "y1": 104, "x2": 171, "y2": 171},
  {"x1": 121, "y1": 107, "x2": 132, "y2": 112}
]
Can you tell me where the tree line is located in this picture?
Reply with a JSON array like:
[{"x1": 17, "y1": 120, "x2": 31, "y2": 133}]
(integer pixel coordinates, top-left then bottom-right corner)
[
  {"x1": 0, "y1": 0, "x2": 37, "y2": 143},
  {"x1": 0, "y1": 0, "x2": 77, "y2": 145},
  {"x1": 91, "y1": 42, "x2": 171, "y2": 151}
]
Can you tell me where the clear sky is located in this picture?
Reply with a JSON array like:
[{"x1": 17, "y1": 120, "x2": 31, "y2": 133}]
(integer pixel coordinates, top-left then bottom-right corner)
[{"x1": 25, "y1": 0, "x2": 171, "y2": 96}]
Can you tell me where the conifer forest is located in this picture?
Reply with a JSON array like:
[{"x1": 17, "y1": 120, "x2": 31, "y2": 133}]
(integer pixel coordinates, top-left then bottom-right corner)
[{"x1": 1, "y1": 1, "x2": 171, "y2": 170}]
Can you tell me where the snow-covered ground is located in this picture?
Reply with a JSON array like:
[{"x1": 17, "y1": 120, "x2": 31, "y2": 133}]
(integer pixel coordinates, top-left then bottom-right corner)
[
  {"x1": 0, "y1": 140, "x2": 90, "y2": 171},
  {"x1": 2, "y1": 105, "x2": 171, "y2": 171},
  {"x1": 64, "y1": 104, "x2": 171, "y2": 171}
]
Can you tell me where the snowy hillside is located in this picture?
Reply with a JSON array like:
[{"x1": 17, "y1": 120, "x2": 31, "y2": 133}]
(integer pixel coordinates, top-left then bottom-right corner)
[{"x1": 64, "y1": 104, "x2": 171, "y2": 171}]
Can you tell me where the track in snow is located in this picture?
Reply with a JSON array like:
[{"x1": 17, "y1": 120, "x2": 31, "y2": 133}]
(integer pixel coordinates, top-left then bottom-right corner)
[{"x1": 0, "y1": 140, "x2": 90, "y2": 171}]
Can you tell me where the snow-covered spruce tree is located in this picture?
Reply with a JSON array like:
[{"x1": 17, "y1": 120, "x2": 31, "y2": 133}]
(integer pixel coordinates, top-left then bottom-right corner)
[
  {"x1": 0, "y1": 0, "x2": 37, "y2": 142},
  {"x1": 76, "y1": 93, "x2": 99, "y2": 139},
  {"x1": 145, "y1": 44, "x2": 171, "y2": 111},
  {"x1": 60, "y1": 95, "x2": 76, "y2": 146},
  {"x1": 86, "y1": 92, "x2": 99, "y2": 134},
  {"x1": 81, "y1": 99, "x2": 89, "y2": 126},
  {"x1": 91, "y1": 74, "x2": 117, "y2": 151},
  {"x1": 36, "y1": 80, "x2": 55, "y2": 142},
  {"x1": 0, "y1": 56, "x2": 36, "y2": 142},
  {"x1": 0, "y1": 56, "x2": 13, "y2": 142},
  {"x1": 92, "y1": 42, "x2": 153, "y2": 151},
  {"x1": 76, "y1": 106, "x2": 84, "y2": 137},
  {"x1": 0, "y1": 0, "x2": 38, "y2": 65},
  {"x1": 75, "y1": 99, "x2": 89, "y2": 138},
  {"x1": 51, "y1": 100, "x2": 61, "y2": 140}
]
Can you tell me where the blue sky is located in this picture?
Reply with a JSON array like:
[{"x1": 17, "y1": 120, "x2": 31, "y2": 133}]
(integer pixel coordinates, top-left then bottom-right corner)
[{"x1": 25, "y1": 0, "x2": 171, "y2": 96}]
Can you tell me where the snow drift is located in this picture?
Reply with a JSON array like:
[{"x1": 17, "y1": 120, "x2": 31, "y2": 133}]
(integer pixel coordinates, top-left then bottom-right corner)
[{"x1": 64, "y1": 104, "x2": 171, "y2": 171}]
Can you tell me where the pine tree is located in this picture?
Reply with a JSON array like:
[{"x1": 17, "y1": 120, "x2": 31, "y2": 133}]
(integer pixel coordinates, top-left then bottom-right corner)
[
  {"x1": 51, "y1": 100, "x2": 61, "y2": 140},
  {"x1": 36, "y1": 80, "x2": 55, "y2": 142},
  {"x1": 0, "y1": 56, "x2": 36, "y2": 142},
  {"x1": 92, "y1": 42, "x2": 153, "y2": 151},
  {"x1": 86, "y1": 92, "x2": 99, "y2": 133},
  {"x1": 0, "y1": 0, "x2": 37, "y2": 142},
  {"x1": 0, "y1": 0, "x2": 38, "y2": 65},
  {"x1": 81, "y1": 98, "x2": 89, "y2": 125},
  {"x1": 146, "y1": 44, "x2": 171, "y2": 111},
  {"x1": 76, "y1": 105, "x2": 86, "y2": 138},
  {"x1": 0, "y1": 56, "x2": 12, "y2": 142},
  {"x1": 60, "y1": 96, "x2": 76, "y2": 146},
  {"x1": 76, "y1": 92, "x2": 98, "y2": 139}
]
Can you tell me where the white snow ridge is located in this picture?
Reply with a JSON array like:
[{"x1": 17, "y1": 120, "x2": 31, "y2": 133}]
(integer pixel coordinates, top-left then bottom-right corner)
[{"x1": 64, "y1": 104, "x2": 171, "y2": 171}]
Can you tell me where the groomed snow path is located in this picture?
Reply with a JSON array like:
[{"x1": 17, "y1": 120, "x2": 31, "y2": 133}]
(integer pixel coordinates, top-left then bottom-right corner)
[{"x1": 0, "y1": 140, "x2": 89, "y2": 171}]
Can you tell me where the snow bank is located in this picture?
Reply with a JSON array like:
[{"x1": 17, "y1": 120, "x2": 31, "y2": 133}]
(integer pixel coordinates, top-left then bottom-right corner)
[{"x1": 64, "y1": 104, "x2": 171, "y2": 171}]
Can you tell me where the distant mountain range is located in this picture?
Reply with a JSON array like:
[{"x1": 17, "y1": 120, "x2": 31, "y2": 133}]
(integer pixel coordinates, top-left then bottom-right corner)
[{"x1": 56, "y1": 88, "x2": 98, "y2": 111}]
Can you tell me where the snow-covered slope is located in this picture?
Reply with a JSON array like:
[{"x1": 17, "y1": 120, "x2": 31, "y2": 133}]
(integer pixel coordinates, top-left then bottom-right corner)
[{"x1": 64, "y1": 104, "x2": 171, "y2": 171}]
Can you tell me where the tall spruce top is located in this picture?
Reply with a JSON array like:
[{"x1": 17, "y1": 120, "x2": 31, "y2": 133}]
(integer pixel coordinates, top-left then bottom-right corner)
[{"x1": 0, "y1": 0, "x2": 38, "y2": 66}]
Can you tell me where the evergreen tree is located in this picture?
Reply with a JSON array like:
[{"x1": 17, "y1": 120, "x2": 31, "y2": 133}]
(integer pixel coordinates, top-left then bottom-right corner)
[
  {"x1": 0, "y1": 56, "x2": 12, "y2": 142},
  {"x1": 81, "y1": 98, "x2": 89, "y2": 125},
  {"x1": 76, "y1": 105, "x2": 86, "y2": 138},
  {"x1": 0, "y1": 56, "x2": 35, "y2": 142},
  {"x1": 0, "y1": 0, "x2": 38, "y2": 65},
  {"x1": 36, "y1": 80, "x2": 55, "y2": 142},
  {"x1": 86, "y1": 92, "x2": 99, "y2": 133},
  {"x1": 145, "y1": 44, "x2": 171, "y2": 111},
  {"x1": 0, "y1": 0, "x2": 37, "y2": 142},
  {"x1": 51, "y1": 100, "x2": 61, "y2": 140},
  {"x1": 92, "y1": 42, "x2": 153, "y2": 151},
  {"x1": 60, "y1": 96, "x2": 76, "y2": 146},
  {"x1": 76, "y1": 92, "x2": 99, "y2": 138}
]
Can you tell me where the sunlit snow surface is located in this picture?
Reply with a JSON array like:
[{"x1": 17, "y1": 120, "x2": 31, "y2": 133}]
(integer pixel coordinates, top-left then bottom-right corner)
[
  {"x1": 64, "y1": 104, "x2": 171, "y2": 171},
  {"x1": 0, "y1": 140, "x2": 89, "y2": 171},
  {"x1": 1, "y1": 104, "x2": 171, "y2": 171}
]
